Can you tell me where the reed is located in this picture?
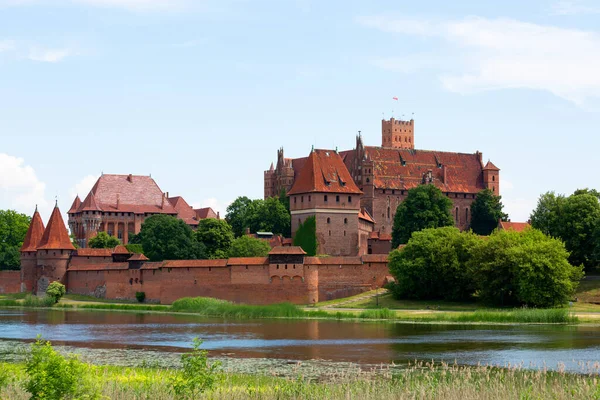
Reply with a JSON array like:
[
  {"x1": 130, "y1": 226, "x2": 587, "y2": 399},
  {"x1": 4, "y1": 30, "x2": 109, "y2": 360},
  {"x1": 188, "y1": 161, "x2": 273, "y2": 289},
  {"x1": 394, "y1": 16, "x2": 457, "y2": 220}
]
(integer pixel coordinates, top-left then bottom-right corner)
[{"x1": 22, "y1": 294, "x2": 55, "y2": 307}]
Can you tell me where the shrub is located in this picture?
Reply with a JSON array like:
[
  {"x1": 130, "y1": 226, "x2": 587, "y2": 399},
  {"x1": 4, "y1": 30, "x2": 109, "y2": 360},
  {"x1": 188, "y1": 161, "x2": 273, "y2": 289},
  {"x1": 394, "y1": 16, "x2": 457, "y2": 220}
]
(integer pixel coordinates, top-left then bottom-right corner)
[
  {"x1": 170, "y1": 337, "x2": 221, "y2": 399},
  {"x1": 88, "y1": 231, "x2": 120, "y2": 249},
  {"x1": 227, "y1": 235, "x2": 271, "y2": 258},
  {"x1": 293, "y1": 216, "x2": 317, "y2": 256},
  {"x1": 24, "y1": 337, "x2": 100, "y2": 400},
  {"x1": 46, "y1": 282, "x2": 66, "y2": 304},
  {"x1": 135, "y1": 292, "x2": 146, "y2": 303},
  {"x1": 23, "y1": 294, "x2": 55, "y2": 307}
]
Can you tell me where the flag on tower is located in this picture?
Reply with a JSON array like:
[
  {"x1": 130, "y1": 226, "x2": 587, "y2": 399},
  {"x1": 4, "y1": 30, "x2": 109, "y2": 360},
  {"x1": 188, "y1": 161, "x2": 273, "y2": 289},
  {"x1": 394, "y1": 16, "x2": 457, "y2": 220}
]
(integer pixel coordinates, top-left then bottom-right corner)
[{"x1": 392, "y1": 96, "x2": 398, "y2": 101}]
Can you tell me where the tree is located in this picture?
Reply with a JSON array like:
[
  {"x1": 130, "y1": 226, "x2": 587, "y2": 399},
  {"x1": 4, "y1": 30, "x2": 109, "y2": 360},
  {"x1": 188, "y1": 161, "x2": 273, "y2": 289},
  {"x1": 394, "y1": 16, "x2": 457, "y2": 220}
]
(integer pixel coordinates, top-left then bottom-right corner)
[
  {"x1": 247, "y1": 197, "x2": 291, "y2": 237},
  {"x1": 388, "y1": 227, "x2": 479, "y2": 301},
  {"x1": 228, "y1": 235, "x2": 271, "y2": 258},
  {"x1": 88, "y1": 232, "x2": 120, "y2": 249},
  {"x1": 196, "y1": 219, "x2": 234, "y2": 259},
  {"x1": 391, "y1": 185, "x2": 454, "y2": 247},
  {"x1": 139, "y1": 215, "x2": 206, "y2": 261},
  {"x1": 0, "y1": 210, "x2": 31, "y2": 270},
  {"x1": 225, "y1": 196, "x2": 253, "y2": 237},
  {"x1": 46, "y1": 282, "x2": 66, "y2": 304},
  {"x1": 530, "y1": 191, "x2": 566, "y2": 237},
  {"x1": 469, "y1": 189, "x2": 508, "y2": 235},
  {"x1": 470, "y1": 228, "x2": 583, "y2": 307},
  {"x1": 293, "y1": 216, "x2": 317, "y2": 256}
]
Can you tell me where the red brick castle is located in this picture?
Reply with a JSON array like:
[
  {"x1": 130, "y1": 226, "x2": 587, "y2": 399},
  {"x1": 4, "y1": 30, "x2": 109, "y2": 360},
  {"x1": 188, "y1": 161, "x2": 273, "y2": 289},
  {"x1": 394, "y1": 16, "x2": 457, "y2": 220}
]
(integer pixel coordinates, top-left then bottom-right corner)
[{"x1": 265, "y1": 118, "x2": 500, "y2": 255}]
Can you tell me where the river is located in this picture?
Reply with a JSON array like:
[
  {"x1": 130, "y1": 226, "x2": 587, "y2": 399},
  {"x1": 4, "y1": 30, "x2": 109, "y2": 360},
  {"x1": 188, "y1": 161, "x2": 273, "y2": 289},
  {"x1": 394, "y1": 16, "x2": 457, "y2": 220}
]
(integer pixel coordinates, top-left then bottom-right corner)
[{"x1": 1, "y1": 309, "x2": 599, "y2": 374}]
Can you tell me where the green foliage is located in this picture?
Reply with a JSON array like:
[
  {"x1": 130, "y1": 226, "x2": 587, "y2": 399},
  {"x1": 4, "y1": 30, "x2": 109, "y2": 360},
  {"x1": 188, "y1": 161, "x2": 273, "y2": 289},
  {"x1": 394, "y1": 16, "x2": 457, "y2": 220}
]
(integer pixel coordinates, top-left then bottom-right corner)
[
  {"x1": 88, "y1": 232, "x2": 121, "y2": 249},
  {"x1": 171, "y1": 297, "x2": 308, "y2": 319},
  {"x1": 388, "y1": 227, "x2": 479, "y2": 301},
  {"x1": 530, "y1": 190, "x2": 600, "y2": 270},
  {"x1": 138, "y1": 215, "x2": 206, "y2": 261},
  {"x1": 0, "y1": 209, "x2": 31, "y2": 270},
  {"x1": 293, "y1": 216, "x2": 317, "y2": 256},
  {"x1": 169, "y1": 337, "x2": 221, "y2": 399},
  {"x1": 135, "y1": 292, "x2": 146, "y2": 303},
  {"x1": 69, "y1": 234, "x2": 79, "y2": 249},
  {"x1": 127, "y1": 232, "x2": 141, "y2": 244},
  {"x1": 469, "y1": 189, "x2": 508, "y2": 235},
  {"x1": 228, "y1": 235, "x2": 271, "y2": 257},
  {"x1": 23, "y1": 294, "x2": 56, "y2": 307},
  {"x1": 471, "y1": 229, "x2": 584, "y2": 307},
  {"x1": 125, "y1": 244, "x2": 144, "y2": 254},
  {"x1": 196, "y1": 219, "x2": 235, "y2": 259},
  {"x1": 225, "y1": 196, "x2": 253, "y2": 237},
  {"x1": 391, "y1": 185, "x2": 454, "y2": 247},
  {"x1": 24, "y1": 337, "x2": 100, "y2": 400},
  {"x1": 46, "y1": 282, "x2": 66, "y2": 304}
]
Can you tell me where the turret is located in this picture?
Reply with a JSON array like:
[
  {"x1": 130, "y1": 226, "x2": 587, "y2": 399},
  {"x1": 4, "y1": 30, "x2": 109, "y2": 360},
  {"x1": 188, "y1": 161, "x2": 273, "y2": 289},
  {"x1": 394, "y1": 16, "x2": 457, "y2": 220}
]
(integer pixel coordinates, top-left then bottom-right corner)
[
  {"x1": 36, "y1": 202, "x2": 75, "y2": 293},
  {"x1": 20, "y1": 206, "x2": 45, "y2": 293},
  {"x1": 483, "y1": 161, "x2": 500, "y2": 195},
  {"x1": 382, "y1": 118, "x2": 414, "y2": 149}
]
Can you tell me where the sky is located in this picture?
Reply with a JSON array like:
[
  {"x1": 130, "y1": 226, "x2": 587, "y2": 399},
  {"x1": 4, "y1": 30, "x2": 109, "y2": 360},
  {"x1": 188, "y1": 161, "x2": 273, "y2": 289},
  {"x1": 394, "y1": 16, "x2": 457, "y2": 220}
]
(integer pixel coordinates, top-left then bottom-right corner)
[{"x1": 1, "y1": 0, "x2": 600, "y2": 225}]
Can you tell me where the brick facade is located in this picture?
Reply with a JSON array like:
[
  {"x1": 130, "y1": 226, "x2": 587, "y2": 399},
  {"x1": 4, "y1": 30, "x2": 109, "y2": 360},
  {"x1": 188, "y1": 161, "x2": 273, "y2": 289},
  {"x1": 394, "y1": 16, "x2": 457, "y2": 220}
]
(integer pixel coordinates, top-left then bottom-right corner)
[{"x1": 0, "y1": 271, "x2": 20, "y2": 294}]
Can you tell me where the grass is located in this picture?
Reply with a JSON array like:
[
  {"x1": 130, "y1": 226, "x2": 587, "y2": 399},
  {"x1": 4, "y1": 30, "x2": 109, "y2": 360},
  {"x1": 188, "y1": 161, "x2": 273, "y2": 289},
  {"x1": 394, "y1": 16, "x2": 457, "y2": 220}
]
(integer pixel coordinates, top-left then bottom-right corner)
[
  {"x1": 22, "y1": 294, "x2": 55, "y2": 307},
  {"x1": 2, "y1": 360, "x2": 600, "y2": 399}
]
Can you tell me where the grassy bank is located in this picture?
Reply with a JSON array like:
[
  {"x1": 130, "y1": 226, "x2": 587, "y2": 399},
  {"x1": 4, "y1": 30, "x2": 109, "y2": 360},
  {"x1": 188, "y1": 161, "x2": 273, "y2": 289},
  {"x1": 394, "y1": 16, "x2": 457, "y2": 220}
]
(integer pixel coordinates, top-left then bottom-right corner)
[{"x1": 1, "y1": 360, "x2": 599, "y2": 399}]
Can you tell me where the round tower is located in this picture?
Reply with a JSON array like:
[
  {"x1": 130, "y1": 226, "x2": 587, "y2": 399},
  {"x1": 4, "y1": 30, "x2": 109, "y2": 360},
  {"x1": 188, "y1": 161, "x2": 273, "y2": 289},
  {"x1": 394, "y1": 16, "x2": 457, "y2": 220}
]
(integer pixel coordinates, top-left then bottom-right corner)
[{"x1": 19, "y1": 206, "x2": 45, "y2": 293}]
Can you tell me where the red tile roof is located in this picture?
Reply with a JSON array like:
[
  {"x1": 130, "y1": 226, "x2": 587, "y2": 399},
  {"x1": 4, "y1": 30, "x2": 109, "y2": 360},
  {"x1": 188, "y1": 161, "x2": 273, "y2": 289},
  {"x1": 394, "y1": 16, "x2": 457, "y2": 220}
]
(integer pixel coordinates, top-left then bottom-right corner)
[
  {"x1": 77, "y1": 174, "x2": 177, "y2": 215},
  {"x1": 359, "y1": 208, "x2": 375, "y2": 223},
  {"x1": 78, "y1": 191, "x2": 101, "y2": 212},
  {"x1": 368, "y1": 231, "x2": 392, "y2": 241},
  {"x1": 498, "y1": 221, "x2": 530, "y2": 232},
  {"x1": 304, "y1": 256, "x2": 364, "y2": 265},
  {"x1": 483, "y1": 161, "x2": 500, "y2": 171},
  {"x1": 75, "y1": 248, "x2": 112, "y2": 257},
  {"x1": 67, "y1": 196, "x2": 81, "y2": 214},
  {"x1": 168, "y1": 196, "x2": 199, "y2": 226},
  {"x1": 227, "y1": 257, "x2": 269, "y2": 265},
  {"x1": 128, "y1": 253, "x2": 149, "y2": 261},
  {"x1": 112, "y1": 245, "x2": 130, "y2": 254},
  {"x1": 268, "y1": 246, "x2": 307, "y2": 255},
  {"x1": 68, "y1": 263, "x2": 128, "y2": 271},
  {"x1": 37, "y1": 205, "x2": 75, "y2": 250},
  {"x1": 194, "y1": 207, "x2": 218, "y2": 220},
  {"x1": 20, "y1": 208, "x2": 45, "y2": 252},
  {"x1": 163, "y1": 259, "x2": 228, "y2": 268},
  {"x1": 363, "y1": 147, "x2": 486, "y2": 193},
  {"x1": 288, "y1": 149, "x2": 362, "y2": 195},
  {"x1": 361, "y1": 254, "x2": 389, "y2": 263}
]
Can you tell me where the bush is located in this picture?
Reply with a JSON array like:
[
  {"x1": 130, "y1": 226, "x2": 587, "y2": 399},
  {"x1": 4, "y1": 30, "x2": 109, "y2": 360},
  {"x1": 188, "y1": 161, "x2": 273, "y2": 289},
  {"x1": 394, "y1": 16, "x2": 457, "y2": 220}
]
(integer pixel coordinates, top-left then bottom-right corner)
[
  {"x1": 388, "y1": 227, "x2": 478, "y2": 301},
  {"x1": 46, "y1": 282, "x2": 66, "y2": 304},
  {"x1": 23, "y1": 294, "x2": 56, "y2": 307},
  {"x1": 170, "y1": 337, "x2": 221, "y2": 399},
  {"x1": 227, "y1": 235, "x2": 271, "y2": 258},
  {"x1": 125, "y1": 244, "x2": 144, "y2": 254},
  {"x1": 293, "y1": 216, "x2": 317, "y2": 256},
  {"x1": 24, "y1": 337, "x2": 99, "y2": 400},
  {"x1": 88, "y1": 231, "x2": 120, "y2": 249},
  {"x1": 135, "y1": 292, "x2": 146, "y2": 303}
]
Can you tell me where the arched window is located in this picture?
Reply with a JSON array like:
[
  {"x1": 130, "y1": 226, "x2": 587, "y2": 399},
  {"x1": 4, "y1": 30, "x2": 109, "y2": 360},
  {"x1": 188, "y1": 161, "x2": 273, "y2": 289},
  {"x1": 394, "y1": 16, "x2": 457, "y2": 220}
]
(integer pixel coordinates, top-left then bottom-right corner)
[
  {"x1": 387, "y1": 207, "x2": 390, "y2": 219},
  {"x1": 327, "y1": 217, "x2": 331, "y2": 224},
  {"x1": 344, "y1": 218, "x2": 348, "y2": 224},
  {"x1": 492, "y1": 176, "x2": 495, "y2": 182},
  {"x1": 455, "y1": 207, "x2": 459, "y2": 222}
]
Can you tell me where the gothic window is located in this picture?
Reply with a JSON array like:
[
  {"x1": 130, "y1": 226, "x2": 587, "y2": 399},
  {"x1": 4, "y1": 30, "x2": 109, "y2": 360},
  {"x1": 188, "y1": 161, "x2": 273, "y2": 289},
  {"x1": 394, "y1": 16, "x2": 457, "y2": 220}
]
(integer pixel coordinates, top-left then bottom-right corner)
[
  {"x1": 455, "y1": 207, "x2": 459, "y2": 222},
  {"x1": 324, "y1": 195, "x2": 328, "y2": 202},
  {"x1": 327, "y1": 217, "x2": 331, "y2": 224},
  {"x1": 387, "y1": 207, "x2": 390, "y2": 219},
  {"x1": 492, "y1": 176, "x2": 496, "y2": 182},
  {"x1": 344, "y1": 218, "x2": 348, "y2": 224}
]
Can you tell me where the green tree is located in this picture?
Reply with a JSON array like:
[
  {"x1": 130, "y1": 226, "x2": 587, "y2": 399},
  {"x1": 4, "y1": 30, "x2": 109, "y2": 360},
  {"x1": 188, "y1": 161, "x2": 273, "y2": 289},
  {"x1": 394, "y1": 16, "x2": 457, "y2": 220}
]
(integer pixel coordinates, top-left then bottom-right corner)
[
  {"x1": 530, "y1": 191, "x2": 566, "y2": 237},
  {"x1": 391, "y1": 185, "x2": 454, "y2": 247},
  {"x1": 196, "y1": 219, "x2": 234, "y2": 259},
  {"x1": 87, "y1": 231, "x2": 120, "y2": 249},
  {"x1": 247, "y1": 197, "x2": 291, "y2": 237},
  {"x1": 139, "y1": 215, "x2": 206, "y2": 261},
  {"x1": 293, "y1": 216, "x2": 317, "y2": 256},
  {"x1": 46, "y1": 282, "x2": 66, "y2": 304},
  {"x1": 0, "y1": 210, "x2": 31, "y2": 270},
  {"x1": 388, "y1": 227, "x2": 479, "y2": 301},
  {"x1": 470, "y1": 229, "x2": 583, "y2": 307},
  {"x1": 228, "y1": 235, "x2": 271, "y2": 257},
  {"x1": 469, "y1": 189, "x2": 508, "y2": 235},
  {"x1": 225, "y1": 196, "x2": 254, "y2": 237}
]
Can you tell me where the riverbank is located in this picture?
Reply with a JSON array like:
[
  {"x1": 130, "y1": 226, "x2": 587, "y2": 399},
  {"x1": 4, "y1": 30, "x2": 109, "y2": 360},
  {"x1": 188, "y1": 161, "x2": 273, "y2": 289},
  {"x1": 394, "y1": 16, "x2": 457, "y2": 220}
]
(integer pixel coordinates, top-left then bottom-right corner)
[
  {"x1": 0, "y1": 294, "x2": 581, "y2": 324},
  {"x1": 2, "y1": 358, "x2": 599, "y2": 400}
]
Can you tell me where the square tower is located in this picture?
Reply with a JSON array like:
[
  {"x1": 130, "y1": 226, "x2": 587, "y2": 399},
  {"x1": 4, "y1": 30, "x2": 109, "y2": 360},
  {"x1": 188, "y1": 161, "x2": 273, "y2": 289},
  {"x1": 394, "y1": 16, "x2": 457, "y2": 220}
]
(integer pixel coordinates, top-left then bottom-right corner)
[{"x1": 382, "y1": 118, "x2": 414, "y2": 149}]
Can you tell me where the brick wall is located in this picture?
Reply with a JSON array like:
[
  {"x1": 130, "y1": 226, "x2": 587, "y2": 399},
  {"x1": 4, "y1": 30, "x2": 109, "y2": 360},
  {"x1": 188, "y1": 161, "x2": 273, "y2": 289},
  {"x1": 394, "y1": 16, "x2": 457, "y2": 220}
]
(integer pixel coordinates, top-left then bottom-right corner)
[{"x1": 0, "y1": 271, "x2": 21, "y2": 293}]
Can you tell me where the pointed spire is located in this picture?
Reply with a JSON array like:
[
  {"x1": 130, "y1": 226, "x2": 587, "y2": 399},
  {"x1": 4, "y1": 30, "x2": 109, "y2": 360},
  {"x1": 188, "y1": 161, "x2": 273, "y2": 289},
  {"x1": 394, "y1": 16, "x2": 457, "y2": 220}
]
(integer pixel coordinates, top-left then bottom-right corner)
[
  {"x1": 37, "y1": 205, "x2": 75, "y2": 250},
  {"x1": 483, "y1": 160, "x2": 500, "y2": 171},
  {"x1": 78, "y1": 191, "x2": 101, "y2": 212},
  {"x1": 68, "y1": 196, "x2": 82, "y2": 214},
  {"x1": 20, "y1": 207, "x2": 46, "y2": 252}
]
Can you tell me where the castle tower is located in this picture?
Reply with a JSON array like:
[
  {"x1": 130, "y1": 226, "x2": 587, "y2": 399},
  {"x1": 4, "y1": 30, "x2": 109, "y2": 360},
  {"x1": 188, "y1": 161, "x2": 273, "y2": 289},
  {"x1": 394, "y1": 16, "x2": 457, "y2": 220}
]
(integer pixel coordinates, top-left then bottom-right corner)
[
  {"x1": 36, "y1": 203, "x2": 75, "y2": 293},
  {"x1": 381, "y1": 118, "x2": 414, "y2": 149},
  {"x1": 483, "y1": 161, "x2": 500, "y2": 195},
  {"x1": 264, "y1": 162, "x2": 276, "y2": 198},
  {"x1": 19, "y1": 206, "x2": 45, "y2": 293},
  {"x1": 288, "y1": 148, "x2": 363, "y2": 256}
]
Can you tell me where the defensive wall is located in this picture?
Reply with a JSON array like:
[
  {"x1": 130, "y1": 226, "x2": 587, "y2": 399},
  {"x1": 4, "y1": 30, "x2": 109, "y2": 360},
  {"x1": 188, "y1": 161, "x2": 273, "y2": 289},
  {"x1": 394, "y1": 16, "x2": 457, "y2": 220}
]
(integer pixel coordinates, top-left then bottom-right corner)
[
  {"x1": 65, "y1": 249, "x2": 390, "y2": 305},
  {"x1": 0, "y1": 271, "x2": 21, "y2": 294}
]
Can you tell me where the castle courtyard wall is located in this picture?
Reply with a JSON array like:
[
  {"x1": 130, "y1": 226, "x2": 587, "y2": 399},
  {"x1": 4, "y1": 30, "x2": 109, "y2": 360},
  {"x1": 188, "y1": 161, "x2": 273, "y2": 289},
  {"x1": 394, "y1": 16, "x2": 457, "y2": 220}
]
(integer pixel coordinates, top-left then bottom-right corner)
[{"x1": 0, "y1": 271, "x2": 21, "y2": 294}]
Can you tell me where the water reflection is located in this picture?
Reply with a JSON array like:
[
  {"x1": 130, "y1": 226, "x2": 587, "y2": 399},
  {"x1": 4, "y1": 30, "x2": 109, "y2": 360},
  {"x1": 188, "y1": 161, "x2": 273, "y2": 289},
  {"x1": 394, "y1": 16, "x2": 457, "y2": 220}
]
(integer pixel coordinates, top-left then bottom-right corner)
[{"x1": 0, "y1": 309, "x2": 599, "y2": 372}]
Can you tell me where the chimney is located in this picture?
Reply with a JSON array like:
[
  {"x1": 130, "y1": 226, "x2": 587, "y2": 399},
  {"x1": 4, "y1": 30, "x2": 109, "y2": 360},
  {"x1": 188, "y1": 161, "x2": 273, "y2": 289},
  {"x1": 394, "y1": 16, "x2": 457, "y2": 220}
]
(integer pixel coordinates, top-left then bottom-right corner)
[
  {"x1": 127, "y1": 174, "x2": 133, "y2": 182},
  {"x1": 217, "y1": 211, "x2": 220, "y2": 220},
  {"x1": 442, "y1": 165, "x2": 447, "y2": 184},
  {"x1": 161, "y1": 195, "x2": 165, "y2": 209},
  {"x1": 116, "y1": 194, "x2": 120, "y2": 209},
  {"x1": 166, "y1": 192, "x2": 169, "y2": 198}
]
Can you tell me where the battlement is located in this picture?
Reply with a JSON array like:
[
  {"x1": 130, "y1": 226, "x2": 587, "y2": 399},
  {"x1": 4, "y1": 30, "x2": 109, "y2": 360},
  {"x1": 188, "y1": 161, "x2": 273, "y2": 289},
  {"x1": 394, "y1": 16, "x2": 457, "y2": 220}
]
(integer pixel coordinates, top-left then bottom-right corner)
[{"x1": 381, "y1": 118, "x2": 415, "y2": 149}]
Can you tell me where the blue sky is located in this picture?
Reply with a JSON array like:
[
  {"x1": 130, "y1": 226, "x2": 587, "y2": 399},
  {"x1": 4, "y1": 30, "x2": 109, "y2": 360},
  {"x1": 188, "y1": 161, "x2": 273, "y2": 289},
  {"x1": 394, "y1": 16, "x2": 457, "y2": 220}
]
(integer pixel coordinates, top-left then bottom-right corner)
[{"x1": 1, "y1": 0, "x2": 600, "y2": 224}]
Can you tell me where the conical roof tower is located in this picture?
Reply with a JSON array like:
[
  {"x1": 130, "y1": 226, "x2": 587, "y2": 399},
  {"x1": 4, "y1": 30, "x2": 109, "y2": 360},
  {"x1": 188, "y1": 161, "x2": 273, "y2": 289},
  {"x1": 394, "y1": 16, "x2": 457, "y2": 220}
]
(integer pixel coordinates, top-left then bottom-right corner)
[
  {"x1": 20, "y1": 206, "x2": 45, "y2": 252},
  {"x1": 38, "y1": 203, "x2": 76, "y2": 250}
]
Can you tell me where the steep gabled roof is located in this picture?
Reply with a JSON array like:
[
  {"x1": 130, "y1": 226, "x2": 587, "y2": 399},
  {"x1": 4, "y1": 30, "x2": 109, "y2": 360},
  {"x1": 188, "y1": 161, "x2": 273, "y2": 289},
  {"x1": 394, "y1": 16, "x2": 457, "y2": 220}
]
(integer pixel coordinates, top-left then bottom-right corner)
[
  {"x1": 112, "y1": 245, "x2": 130, "y2": 255},
  {"x1": 288, "y1": 149, "x2": 362, "y2": 195},
  {"x1": 498, "y1": 221, "x2": 530, "y2": 232},
  {"x1": 68, "y1": 196, "x2": 81, "y2": 214},
  {"x1": 78, "y1": 191, "x2": 101, "y2": 212},
  {"x1": 38, "y1": 204, "x2": 75, "y2": 250},
  {"x1": 168, "y1": 196, "x2": 199, "y2": 225},
  {"x1": 194, "y1": 207, "x2": 218, "y2": 220},
  {"x1": 20, "y1": 207, "x2": 45, "y2": 252},
  {"x1": 483, "y1": 160, "x2": 500, "y2": 171},
  {"x1": 128, "y1": 253, "x2": 149, "y2": 261},
  {"x1": 359, "y1": 208, "x2": 375, "y2": 223}
]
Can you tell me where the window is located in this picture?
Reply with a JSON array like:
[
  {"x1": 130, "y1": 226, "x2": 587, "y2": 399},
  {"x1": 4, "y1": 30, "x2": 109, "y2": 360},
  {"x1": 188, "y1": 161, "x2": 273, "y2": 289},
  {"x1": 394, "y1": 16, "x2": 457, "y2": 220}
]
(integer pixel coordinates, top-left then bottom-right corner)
[
  {"x1": 344, "y1": 231, "x2": 346, "y2": 236},
  {"x1": 308, "y1": 195, "x2": 311, "y2": 202},
  {"x1": 344, "y1": 218, "x2": 348, "y2": 224},
  {"x1": 329, "y1": 230, "x2": 331, "y2": 236},
  {"x1": 387, "y1": 207, "x2": 390, "y2": 219},
  {"x1": 392, "y1": 190, "x2": 395, "y2": 194},
  {"x1": 492, "y1": 176, "x2": 496, "y2": 182},
  {"x1": 336, "y1": 195, "x2": 340, "y2": 202},
  {"x1": 466, "y1": 208, "x2": 469, "y2": 223},
  {"x1": 294, "y1": 197, "x2": 297, "y2": 204},
  {"x1": 348, "y1": 196, "x2": 352, "y2": 203},
  {"x1": 455, "y1": 207, "x2": 459, "y2": 221},
  {"x1": 301, "y1": 196, "x2": 304, "y2": 203},
  {"x1": 324, "y1": 195, "x2": 328, "y2": 202},
  {"x1": 327, "y1": 217, "x2": 331, "y2": 224}
]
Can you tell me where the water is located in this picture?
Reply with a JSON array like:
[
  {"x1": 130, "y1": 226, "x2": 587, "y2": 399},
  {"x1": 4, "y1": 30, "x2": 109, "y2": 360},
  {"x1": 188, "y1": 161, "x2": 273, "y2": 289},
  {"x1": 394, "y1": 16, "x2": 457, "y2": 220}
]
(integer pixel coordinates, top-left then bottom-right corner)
[{"x1": 1, "y1": 309, "x2": 600, "y2": 373}]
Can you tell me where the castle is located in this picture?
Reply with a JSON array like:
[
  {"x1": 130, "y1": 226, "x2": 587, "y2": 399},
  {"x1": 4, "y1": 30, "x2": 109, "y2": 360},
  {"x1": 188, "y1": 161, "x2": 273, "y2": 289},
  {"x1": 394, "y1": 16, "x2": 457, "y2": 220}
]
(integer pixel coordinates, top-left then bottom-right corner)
[
  {"x1": 0, "y1": 203, "x2": 389, "y2": 304},
  {"x1": 68, "y1": 174, "x2": 218, "y2": 248},
  {"x1": 265, "y1": 118, "x2": 500, "y2": 255}
]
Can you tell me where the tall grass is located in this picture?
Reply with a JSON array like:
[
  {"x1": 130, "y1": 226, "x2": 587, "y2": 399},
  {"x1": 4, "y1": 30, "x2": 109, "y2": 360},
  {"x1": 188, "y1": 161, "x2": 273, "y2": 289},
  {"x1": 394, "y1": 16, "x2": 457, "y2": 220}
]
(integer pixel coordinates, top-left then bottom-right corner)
[
  {"x1": 171, "y1": 297, "x2": 311, "y2": 319},
  {"x1": 431, "y1": 308, "x2": 577, "y2": 324},
  {"x1": 22, "y1": 294, "x2": 55, "y2": 307}
]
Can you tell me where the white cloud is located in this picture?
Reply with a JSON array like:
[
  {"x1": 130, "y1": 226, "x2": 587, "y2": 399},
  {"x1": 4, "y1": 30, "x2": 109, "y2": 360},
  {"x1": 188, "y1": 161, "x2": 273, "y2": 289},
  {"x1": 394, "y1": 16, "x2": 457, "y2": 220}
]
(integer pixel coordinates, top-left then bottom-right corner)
[
  {"x1": 28, "y1": 47, "x2": 71, "y2": 63},
  {"x1": 0, "y1": 0, "x2": 189, "y2": 11},
  {"x1": 0, "y1": 40, "x2": 15, "y2": 52},
  {"x1": 359, "y1": 15, "x2": 600, "y2": 106},
  {"x1": 0, "y1": 153, "x2": 49, "y2": 216},
  {"x1": 551, "y1": 0, "x2": 600, "y2": 15},
  {"x1": 69, "y1": 174, "x2": 99, "y2": 200}
]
